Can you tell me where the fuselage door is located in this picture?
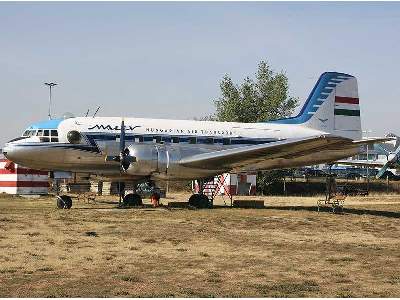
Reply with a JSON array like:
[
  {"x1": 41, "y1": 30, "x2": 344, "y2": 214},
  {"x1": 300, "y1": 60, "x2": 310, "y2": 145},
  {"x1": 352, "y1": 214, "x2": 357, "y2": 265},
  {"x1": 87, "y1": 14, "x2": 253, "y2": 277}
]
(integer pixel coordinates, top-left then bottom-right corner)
[{"x1": 156, "y1": 145, "x2": 169, "y2": 174}]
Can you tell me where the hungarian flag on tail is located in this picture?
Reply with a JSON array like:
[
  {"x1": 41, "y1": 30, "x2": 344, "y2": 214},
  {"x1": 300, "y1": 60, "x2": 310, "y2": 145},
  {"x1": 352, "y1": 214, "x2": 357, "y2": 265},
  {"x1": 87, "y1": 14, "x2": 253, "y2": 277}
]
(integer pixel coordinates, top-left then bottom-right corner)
[{"x1": 334, "y1": 96, "x2": 360, "y2": 116}]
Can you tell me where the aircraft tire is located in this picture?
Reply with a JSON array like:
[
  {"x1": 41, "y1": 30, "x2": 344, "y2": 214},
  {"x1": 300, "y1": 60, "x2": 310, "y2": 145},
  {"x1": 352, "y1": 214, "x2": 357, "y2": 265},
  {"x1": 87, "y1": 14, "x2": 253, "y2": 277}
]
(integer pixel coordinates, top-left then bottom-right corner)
[
  {"x1": 56, "y1": 195, "x2": 72, "y2": 209},
  {"x1": 123, "y1": 193, "x2": 143, "y2": 207},
  {"x1": 188, "y1": 194, "x2": 210, "y2": 209}
]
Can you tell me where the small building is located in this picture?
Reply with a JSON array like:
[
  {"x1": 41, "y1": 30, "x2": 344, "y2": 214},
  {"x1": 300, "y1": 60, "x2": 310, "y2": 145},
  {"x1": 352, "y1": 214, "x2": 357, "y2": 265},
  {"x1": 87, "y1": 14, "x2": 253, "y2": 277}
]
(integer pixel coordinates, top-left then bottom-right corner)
[{"x1": 0, "y1": 155, "x2": 49, "y2": 195}]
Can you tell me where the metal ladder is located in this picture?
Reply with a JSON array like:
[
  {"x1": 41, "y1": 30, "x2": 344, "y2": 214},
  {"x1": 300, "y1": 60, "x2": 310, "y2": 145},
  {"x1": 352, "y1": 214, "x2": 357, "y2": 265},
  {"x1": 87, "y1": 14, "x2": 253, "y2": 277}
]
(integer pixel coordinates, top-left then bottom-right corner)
[{"x1": 198, "y1": 174, "x2": 233, "y2": 207}]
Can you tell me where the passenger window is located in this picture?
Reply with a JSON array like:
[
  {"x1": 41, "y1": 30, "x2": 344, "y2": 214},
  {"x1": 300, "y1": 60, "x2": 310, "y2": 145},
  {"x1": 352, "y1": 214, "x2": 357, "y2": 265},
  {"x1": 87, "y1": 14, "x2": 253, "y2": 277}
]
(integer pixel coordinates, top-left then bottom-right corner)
[
  {"x1": 37, "y1": 130, "x2": 43, "y2": 136},
  {"x1": 204, "y1": 138, "x2": 214, "y2": 144},
  {"x1": 135, "y1": 136, "x2": 144, "y2": 143},
  {"x1": 51, "y1": 137, "x2": 59, "y2": 143},
  {"x1": 172, "y1": 137, "x2": 180, "y2": 143},
  {"x1": 223, "y1": 138, "x2": 231, "y2": 145},
  {"x1": 22, "y1": 130, "x2": 29, "y2": 137},
  {"x1": 51, "y1": 130, "x2": 58, "y2": 137},
  {"x1": 44, "y1": 130, "x2": 49, "y2": 137},
  {"x1": 162, "y1": 136, "x2": 171, "y2": 143},
  {"x1": 153, "y1": 136, "x2": 161, "y2": 143},
  {"x1": 41, "y1": 137, "x2": 50, "y2": 142},
  {"x1": 188, "y1": 137, "x2": 197, "y2": 144}
]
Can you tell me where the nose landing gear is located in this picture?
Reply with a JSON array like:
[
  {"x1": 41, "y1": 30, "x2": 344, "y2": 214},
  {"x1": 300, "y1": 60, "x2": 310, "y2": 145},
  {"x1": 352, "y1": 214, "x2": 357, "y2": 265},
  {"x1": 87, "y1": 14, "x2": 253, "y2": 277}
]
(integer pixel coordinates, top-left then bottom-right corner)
[{"x1": 56, "y1": 195, "x2": 72, "y2": 209}]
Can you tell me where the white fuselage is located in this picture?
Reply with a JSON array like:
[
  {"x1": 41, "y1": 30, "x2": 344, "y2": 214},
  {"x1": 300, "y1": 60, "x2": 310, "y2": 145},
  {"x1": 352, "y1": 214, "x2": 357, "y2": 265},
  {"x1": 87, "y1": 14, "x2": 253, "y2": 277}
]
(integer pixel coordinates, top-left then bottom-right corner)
[{"x1": 3, "y1": 116, "x2": 358, "y2": 181}]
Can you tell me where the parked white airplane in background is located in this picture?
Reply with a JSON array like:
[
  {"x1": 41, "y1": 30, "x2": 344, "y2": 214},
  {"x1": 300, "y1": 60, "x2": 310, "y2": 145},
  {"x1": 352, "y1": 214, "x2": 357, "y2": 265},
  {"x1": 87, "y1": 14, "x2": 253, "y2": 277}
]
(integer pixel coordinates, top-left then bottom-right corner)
[
  {"x1": 337, "y1": 134, "x2": 400, "y2": 178},
  {"x1": 3, "y1": 72, "x2": 390, "y2": 208}
]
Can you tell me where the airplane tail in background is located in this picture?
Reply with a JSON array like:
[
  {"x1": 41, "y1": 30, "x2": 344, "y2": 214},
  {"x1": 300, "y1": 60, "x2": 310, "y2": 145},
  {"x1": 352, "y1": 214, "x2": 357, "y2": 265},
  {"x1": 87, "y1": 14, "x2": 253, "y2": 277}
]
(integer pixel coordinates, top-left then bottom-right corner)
[{"x1": 269, "y1": 72, "x2": 362, "y2": 140}]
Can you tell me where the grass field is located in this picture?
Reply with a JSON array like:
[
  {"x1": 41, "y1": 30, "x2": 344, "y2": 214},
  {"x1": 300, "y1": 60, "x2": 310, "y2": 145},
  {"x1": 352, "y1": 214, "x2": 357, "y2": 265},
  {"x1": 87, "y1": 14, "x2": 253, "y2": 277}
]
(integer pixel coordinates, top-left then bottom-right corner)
[{"x1": 0, "y1": 193, "x2": 400, "y2": 297}]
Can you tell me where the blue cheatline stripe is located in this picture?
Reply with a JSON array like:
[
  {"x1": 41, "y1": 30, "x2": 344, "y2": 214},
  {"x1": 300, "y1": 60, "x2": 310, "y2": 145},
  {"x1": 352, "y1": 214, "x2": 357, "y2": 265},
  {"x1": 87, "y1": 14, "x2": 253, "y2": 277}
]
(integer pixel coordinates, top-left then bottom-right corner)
[
  {"x1": 13, "y1": 143, "x2": 100, "y2": 153},
  {"x1": 267, "y1": 72, "x2": 354, "y2": 125}
]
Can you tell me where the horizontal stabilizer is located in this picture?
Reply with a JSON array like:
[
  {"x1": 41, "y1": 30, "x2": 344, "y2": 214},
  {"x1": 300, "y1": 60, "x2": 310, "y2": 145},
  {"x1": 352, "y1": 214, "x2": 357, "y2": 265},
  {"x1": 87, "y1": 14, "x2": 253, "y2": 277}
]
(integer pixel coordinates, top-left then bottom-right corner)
[
  {"x1": 336, "y1": 159, "x2": 385, "y2": 168},
  {"x1": 352, "y1": 137, "x2": 396, "y2": 145}
]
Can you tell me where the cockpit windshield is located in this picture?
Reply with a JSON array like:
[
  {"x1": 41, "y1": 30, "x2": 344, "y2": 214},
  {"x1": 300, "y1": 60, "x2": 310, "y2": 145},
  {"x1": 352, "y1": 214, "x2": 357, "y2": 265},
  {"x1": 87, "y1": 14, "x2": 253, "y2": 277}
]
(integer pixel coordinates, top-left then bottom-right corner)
[
  {"x1": 22, "y1": 129, "x2": 59, "y2": 142},
  {"x1": 22, "y1": 130, "x2": 37, "y2": 137}
]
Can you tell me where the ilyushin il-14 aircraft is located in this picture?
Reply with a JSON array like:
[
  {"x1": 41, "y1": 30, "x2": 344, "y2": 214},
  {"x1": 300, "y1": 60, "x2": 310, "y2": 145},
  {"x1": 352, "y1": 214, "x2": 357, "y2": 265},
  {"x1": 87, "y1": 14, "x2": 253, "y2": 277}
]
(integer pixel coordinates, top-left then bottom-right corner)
[{"x1": 3, "y1": 72, "x2": 391, "y2": 208}]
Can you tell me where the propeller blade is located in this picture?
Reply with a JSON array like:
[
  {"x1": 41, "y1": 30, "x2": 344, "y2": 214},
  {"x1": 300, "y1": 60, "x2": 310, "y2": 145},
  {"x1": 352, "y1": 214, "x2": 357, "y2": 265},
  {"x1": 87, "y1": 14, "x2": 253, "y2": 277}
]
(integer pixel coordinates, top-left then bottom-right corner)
[
  {"x1": 122, "y1": 158, "x2": 131, "y2": 171},
  {"x1": 120, "y1": 118, "x2": 125, "y2": 153},
  {"x1": 105, "y1": 156, "x2": 121, "y2": 162}
]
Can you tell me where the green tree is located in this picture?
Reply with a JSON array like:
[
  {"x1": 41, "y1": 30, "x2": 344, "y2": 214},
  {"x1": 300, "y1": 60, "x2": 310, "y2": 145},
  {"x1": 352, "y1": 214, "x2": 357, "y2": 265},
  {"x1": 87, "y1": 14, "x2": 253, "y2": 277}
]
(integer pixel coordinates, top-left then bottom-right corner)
[
  {"x1": 213, "y1": 61, "x2": 299, "y2": 195},
  {"x1": 214, "y1": 61, "x2": 298, "y2": 123}
]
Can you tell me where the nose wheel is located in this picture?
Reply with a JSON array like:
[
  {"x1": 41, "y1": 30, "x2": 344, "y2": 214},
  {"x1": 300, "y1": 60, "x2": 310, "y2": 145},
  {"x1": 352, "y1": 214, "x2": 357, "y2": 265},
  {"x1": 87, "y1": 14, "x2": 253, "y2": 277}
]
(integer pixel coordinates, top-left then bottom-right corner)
[{"x1": 56, "y1": 195, "x2": 72, "y2": 209}]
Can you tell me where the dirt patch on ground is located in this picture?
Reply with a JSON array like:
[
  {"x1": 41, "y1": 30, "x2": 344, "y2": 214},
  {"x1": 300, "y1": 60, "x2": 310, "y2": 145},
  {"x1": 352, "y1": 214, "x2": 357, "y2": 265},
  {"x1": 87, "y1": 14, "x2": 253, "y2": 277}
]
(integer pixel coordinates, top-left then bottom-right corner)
[{"x1": 0, "y1": 194, "x2": 399, "y2": 297}]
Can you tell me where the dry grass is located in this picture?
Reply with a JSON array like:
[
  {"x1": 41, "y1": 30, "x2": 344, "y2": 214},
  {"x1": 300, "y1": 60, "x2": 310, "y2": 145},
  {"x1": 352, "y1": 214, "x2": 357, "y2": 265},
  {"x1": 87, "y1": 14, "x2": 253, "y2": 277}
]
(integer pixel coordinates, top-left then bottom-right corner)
[{"x1": 0, "y1": 193, "x2": 399, "y2": 297}]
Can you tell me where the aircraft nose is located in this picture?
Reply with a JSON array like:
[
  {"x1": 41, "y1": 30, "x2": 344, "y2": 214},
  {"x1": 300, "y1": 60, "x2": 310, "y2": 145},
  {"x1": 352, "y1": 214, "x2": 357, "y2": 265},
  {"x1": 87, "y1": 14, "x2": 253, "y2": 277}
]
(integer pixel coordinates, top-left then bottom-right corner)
[
  {"x1": 2, "y1": 142, "x2": 38, "y2": 168},
  {"x1": 2, "y1": 142, "x2": 34, "y2": 165},
  {"x1": 2, "y1": 143, "x2": 17, "y2": 161}
]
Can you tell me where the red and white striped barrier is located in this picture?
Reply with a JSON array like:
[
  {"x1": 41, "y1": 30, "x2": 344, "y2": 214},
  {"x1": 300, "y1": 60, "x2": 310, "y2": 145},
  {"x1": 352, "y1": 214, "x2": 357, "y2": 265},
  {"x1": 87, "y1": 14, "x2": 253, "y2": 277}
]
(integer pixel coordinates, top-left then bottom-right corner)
[
  {"x1": 192, "y1": 173, "x2": 257, "y2": 196},
  {"x1": 217, "y1": 173, "x2": 256, "y2": 196},
  {"x1": 0, "y1": 158, "x2": 49, "y2": 195}
]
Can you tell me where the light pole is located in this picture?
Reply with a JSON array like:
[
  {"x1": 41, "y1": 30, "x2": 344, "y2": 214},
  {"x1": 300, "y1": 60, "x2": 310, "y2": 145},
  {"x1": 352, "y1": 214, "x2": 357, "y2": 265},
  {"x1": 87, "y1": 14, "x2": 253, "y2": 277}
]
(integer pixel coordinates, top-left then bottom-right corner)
[
  {"x1": 363, "y1": 129, "x2": 373, "y2": 192},
  {"x1": 44, "y1": 82, "x2": 57, "y2": 120}
]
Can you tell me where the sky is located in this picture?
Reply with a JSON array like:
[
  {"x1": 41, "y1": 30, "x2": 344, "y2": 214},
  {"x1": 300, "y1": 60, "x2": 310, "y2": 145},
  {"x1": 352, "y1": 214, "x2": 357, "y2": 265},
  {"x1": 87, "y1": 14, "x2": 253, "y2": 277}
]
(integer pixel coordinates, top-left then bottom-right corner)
[{"x1": 0, "y1": 2, "x2": 399, "y2": 146}]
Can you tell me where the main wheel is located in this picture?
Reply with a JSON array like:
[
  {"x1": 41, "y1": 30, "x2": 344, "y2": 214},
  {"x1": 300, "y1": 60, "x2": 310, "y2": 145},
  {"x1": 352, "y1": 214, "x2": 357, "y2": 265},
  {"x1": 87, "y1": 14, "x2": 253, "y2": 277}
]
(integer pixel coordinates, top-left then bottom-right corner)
[
  {"x1": 188, "y1": 194, "x2": 210, "y2": 209},
  {"x1": 56, "y1": 195, "x2": 72, "y2": 209},
  {"x1": 123, "y1": 193, "x2": 143, "y2": 207}
]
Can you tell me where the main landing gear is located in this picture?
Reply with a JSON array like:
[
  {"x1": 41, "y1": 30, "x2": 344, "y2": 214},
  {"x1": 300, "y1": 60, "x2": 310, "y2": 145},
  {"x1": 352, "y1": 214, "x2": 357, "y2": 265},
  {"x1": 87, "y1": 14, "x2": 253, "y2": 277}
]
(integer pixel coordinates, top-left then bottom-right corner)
[
  {"x1": 188, "y1": 194, "x2": 211, "y2": 209},
  {"x1": 122, "y1": 193, "x2": 143, "y2": 206},
  {"x1": 188, "y1": 178, "x2": 213, "y2": 209},
  {"x1": 53, "y1": 178, "x2": 73, "y2": 209}
]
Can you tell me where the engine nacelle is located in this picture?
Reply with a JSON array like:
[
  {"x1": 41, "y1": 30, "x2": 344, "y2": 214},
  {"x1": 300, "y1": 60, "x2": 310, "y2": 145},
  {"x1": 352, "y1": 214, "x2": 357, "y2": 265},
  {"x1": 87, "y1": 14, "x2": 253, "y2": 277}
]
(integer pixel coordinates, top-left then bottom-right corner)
[
  {"x1": 124, "y1": 144, "x2": 158, "y2": 176},
  {"x1": 123, "y1": 144, "x2": 223, "y2": 180}
]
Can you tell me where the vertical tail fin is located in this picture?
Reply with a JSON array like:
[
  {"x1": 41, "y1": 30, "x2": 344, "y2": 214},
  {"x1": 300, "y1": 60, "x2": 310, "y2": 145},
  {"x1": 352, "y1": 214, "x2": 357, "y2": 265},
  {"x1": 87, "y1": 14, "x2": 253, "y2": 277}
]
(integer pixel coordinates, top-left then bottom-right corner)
[{"x1": 270, "y1": 72, "x2": 362, "y2": 140}]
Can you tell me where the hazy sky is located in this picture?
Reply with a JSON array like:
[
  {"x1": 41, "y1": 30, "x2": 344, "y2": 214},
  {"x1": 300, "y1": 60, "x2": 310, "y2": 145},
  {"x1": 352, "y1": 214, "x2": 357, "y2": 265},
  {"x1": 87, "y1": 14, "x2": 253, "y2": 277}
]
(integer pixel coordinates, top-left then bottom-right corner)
[{"x1": 1, "y1": 2, "x2": 399, "y2": 146}]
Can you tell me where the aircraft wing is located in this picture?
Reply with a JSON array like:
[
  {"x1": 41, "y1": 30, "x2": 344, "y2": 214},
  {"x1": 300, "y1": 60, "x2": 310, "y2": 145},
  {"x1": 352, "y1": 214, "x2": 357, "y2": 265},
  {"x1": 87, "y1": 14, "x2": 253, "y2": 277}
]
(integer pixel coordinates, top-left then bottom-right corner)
[{"x1": 179, "y1": 135, "x2": 357, "y2": 171}]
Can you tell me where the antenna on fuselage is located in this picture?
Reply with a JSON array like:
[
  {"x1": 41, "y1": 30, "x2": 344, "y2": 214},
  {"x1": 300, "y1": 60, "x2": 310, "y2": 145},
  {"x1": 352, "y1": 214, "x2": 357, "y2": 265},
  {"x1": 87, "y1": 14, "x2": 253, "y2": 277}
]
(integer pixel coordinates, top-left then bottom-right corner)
[
  {"x1": 92, "y1": 106, "x2": 100, "y2": 118},
  {"x1": 44, "y1": 82, "x2": 58, "y2": 120},
  {"x1": 85, "y1": 109, "x2": 90, "y2": 117}
]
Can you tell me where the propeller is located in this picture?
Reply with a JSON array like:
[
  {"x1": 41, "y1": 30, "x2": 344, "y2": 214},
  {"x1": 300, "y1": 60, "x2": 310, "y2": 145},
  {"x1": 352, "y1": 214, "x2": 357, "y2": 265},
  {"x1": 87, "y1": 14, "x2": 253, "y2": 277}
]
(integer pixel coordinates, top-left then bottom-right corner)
[
  {"x1": 376, "y1": 143, "x2": 400, "y2": 178},
  {"x1": 105, "y1": 118, "x2": 136, "y2": 172},
  {"x1": 103, "y1": 119, "x2": 136, "y2": 206}
]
